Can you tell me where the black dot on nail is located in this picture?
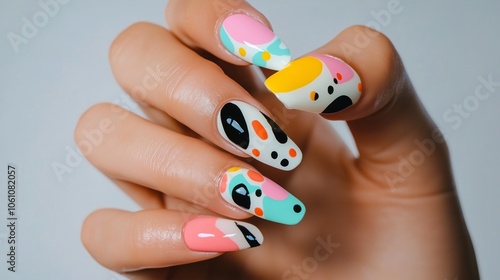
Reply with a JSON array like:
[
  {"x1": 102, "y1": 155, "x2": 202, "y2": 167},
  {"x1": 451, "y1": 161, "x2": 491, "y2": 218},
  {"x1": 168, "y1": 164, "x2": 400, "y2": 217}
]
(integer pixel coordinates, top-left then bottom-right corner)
[
  {"x1": 255, "y1": 189, "x2": 262, "y2": 197},
  {"x1": 293, "y1": 204, "x2": 302, "y2": 213},
  {"x1": 280, "y1": 159, "x2": 289, "y2": 167},
  {"x1": 328, "y1": 85, "x2": 334, "y2": 94},
  {"x1": 333, "y1": 78, "x2": 338, "y2": 84},
  {"x1": 271, "y1": 151, "x2": 278, "y2": 159}
]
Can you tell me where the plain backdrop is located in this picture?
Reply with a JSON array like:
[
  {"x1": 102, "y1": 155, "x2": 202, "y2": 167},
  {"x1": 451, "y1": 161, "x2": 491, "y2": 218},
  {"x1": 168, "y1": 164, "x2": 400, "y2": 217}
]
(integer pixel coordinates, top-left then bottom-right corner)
[{"x1": 0, "y1": 0, "x2": 499, "y2": 279}]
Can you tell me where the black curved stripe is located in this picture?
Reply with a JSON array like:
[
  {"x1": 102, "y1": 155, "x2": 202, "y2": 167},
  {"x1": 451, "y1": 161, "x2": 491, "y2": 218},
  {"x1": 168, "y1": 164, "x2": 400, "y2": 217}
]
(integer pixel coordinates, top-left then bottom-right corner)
[
  {"x1": 235, "y1": 223, "x2": 261, "y2": 248},
  {"x1": 261, "y1": 113, "x2": 288, "y2": 144},
  {"x1": 322, "y1": 95, "x2": 353, "y2": 114}
]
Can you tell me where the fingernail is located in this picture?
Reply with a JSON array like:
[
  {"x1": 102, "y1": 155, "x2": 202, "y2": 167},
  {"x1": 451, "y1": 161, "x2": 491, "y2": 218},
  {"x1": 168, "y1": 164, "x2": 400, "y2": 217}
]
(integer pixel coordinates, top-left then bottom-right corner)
[
  {"x1": 220, "y1": 167, "x2": 305, "y2": 225},
  {"x1": 265, "y1": 54, "x2": 362, "y2": 114},
  {"x1": 217, "y1": 101, "x2": 302, "y2": 171},
  {"x1": 219, "y1": 13, "x2": 291, "y2": 71},
  {"x1": 183, "y1": 216, "x2": 263, "y2": 252}
]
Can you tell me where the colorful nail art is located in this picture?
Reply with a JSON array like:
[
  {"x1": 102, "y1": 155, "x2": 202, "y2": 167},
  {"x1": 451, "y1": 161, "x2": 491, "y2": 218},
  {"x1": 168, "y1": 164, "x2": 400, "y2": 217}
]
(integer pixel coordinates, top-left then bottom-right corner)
[
  {"x1": 219, "y1": 13, "x2": 291, "y2": 71},
  {"x1": 217, "y1": 101, "x2": 302, "y2": 171},
  {"x1": 183, "y1": 216, "x2": 263, "y2": 252},
  {"x1": 220, "y1": 167, "x2": 305, "y2": 225},
  {"x1": 265, "y1": 54, "x2": 362, "y2": 114}
]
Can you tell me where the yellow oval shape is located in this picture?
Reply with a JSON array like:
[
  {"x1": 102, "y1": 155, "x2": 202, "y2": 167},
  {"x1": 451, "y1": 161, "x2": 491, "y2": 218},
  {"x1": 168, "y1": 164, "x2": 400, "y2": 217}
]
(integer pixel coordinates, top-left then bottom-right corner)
[{"x1": 265, "y1": 56, "x2": 322, "y2": 94}]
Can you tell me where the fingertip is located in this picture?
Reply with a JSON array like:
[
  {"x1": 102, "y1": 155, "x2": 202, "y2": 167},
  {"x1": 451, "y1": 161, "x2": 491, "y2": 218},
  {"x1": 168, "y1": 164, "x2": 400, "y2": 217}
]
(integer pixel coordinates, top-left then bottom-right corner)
[
  {"x1": 166, "y1": 0, "x2": 291, "y2": 70},
  {"x1": 264, "y1": 25, "x2": 403, "y2": 120}
]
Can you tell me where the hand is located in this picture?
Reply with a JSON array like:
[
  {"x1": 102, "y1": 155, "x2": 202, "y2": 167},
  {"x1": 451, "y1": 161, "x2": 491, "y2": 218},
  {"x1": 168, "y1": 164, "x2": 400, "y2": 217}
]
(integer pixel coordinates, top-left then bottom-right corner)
[{"x1": 74, "y1": 0, "x2": 479, "y2": 279}]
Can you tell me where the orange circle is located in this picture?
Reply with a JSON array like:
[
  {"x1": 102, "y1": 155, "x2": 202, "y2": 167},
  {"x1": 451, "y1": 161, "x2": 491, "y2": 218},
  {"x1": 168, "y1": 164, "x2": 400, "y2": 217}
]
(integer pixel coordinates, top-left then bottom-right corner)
[
  {"x1": 252, "y1": 149, "x2": 260, "y2": 157},
  {"x1": 309, "y1": 91, "x2": 318, "y2": 101},
  {"x1": 252, "y1": 120, "x2": 268, "y2": 140},
  {"x1": 254, "y1": 207, "x2": 264, "y2": 216},
  {"x1": 289, "y1": 148, "x2": 297, "y2": 158},
  {"x1": 358, "y1": 82, "x2": 362, "y2": 92},
  {"x1": 336, "y1": 72, "x2": 343, "y2": 81},
  {"x1": 247, "y1": 170, "x2": 264, "y2": 182}
]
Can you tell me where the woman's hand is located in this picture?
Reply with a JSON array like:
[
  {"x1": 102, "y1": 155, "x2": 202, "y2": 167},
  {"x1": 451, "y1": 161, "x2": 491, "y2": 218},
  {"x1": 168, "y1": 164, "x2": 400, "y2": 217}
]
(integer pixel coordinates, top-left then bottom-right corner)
[{"x1": 74, "y1": 0, "x2": 479, "y2": 279}]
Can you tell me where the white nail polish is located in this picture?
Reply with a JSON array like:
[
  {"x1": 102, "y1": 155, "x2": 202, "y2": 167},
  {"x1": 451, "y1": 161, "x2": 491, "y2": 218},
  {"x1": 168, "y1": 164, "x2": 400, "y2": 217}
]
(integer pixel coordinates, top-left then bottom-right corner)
[
  {"x1": 217, "y1": 101, "x2": 302, "y2": 171},
  {"x1": 265, "y1": 54, "x2": 362, "y2": 114}
]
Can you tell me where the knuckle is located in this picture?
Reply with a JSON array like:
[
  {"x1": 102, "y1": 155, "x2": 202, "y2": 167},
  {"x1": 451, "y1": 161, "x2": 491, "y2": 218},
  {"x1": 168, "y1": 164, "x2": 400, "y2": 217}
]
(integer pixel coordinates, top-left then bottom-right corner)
[{"x1": 109, "y1": 22, "x2": 159, "y2": 67}]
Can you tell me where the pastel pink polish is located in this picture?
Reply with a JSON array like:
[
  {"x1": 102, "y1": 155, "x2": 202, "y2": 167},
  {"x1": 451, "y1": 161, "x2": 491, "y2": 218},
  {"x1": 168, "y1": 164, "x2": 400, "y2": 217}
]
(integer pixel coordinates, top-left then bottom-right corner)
[
  {"x1": 183, "y1": 216, "x2": 264, "y2": 252},
  {"x1": 219, "y1": 14, "x2": 291, "y2": 70}
]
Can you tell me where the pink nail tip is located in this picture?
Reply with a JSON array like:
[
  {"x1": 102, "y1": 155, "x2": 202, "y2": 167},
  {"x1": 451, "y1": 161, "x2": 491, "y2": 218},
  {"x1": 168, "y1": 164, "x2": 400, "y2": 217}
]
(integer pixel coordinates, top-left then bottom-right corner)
[{"x1": 183, "y1": 216, "x2": 263, "y2": 252}]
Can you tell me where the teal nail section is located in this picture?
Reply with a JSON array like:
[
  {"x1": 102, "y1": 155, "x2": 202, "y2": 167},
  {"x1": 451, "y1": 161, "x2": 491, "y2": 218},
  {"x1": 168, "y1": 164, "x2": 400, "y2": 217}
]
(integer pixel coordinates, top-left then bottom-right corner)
[
  {"x1": 218, "y1": 13, "x2": 291, "y2": 70},
  {"x1": 219, "y1": 26, "x2": 234, "y2": 53},
  {"x1": 219, "y1": 167, "x2": 305, "y2": 225}
]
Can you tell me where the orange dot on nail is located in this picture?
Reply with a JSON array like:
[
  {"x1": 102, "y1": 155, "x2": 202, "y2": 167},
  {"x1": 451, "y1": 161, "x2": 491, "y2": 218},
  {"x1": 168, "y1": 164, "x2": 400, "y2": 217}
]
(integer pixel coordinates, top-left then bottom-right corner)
[
  {"x1": 255, "y1": 207, "x2": 263, "y2": 216},
  {"x1": 310, "y1": 91, "x2": 319, "y2": 101},
  {"x1": 252, "y1": 120, "x2": 268, "y2": 140},
  {"x1": 289, "y1": 148, "x2": 297, "y2": 158},
  {"x1": 358, "y1": 82, "x2": 362, "y2": 92},
  {"x1": 252, "y1": 149, "x2": 260, "y2": 157},
  {"x1": 238, "y1": 47, "x2": 246, "y2": 57},
  {"x1": 336, "y1": 73, "x2": 343, "y2": 81},
  {"x1": 247, "y1": 170, "x2": 264, "y2": 182}
]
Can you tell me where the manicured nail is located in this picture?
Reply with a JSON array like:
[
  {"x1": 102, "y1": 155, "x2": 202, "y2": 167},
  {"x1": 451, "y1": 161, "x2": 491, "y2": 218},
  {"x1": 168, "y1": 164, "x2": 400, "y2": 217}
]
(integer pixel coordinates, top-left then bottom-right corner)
[
  {"x1": 220, "y1": 167, "x2": 305, "y2": 225},
  {"x1": 265, "y1": 54, "x2": 362, "y2": 114},
  {"x1": 183, "y1": 216, "x2": 263, "y2": 252},
  {"x1": 219, "y1": 13, "x2": 291, "y2": 71},
  {"x1": 217, "y1": 101, "x2": 302, "y2": 171}
]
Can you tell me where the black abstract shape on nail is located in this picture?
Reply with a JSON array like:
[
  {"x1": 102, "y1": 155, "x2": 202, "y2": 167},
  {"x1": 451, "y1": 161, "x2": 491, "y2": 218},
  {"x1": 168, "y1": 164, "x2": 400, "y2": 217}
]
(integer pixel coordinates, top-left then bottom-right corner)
[
  {"x1": 322, "y1": 95, "x2": 353, "y2": 114},
  {"x1": 255, "y1": 189, "x2": 262, "y2": 197},
  {"x1": 220, "y1": 103, "x2": 250, "y2": 149},
  {"x1": 232, "y1": 183, "x2": 251, "y2": 209},
  {"x1": 293, "y1": 204, "x2": 302, "y2": 213},
  {"x1": 235, "y1": 222, "x2": 261, "y2": 248},
  {"x1": 261, "y1": 113, "x2": 288, "y2": 144},
  {"x1": 271, "y1": 151, "x2": 278, "y2": 159},
  {"x1": 280, "y1": 159, "x2": 289, "y2": 167},
  {"x1": 312, "y1": 91, "x2": 319, "y2": 101},
  {"x1": 328, "y1": 85, "x2": 334, "y2": 94}
]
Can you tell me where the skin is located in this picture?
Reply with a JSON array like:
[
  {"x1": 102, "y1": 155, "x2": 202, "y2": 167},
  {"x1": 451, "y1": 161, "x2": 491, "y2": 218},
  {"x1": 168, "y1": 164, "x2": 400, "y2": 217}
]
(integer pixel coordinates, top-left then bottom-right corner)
[{"x1": 74, "y1": 0, "x2": 480, "y2": 279}]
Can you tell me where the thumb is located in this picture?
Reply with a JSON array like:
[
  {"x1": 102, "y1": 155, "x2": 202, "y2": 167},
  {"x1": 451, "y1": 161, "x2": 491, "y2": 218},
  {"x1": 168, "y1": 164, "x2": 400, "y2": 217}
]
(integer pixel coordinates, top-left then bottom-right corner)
[{"x1": 265, "y1": 25, "x2": 450, "y2": 193}]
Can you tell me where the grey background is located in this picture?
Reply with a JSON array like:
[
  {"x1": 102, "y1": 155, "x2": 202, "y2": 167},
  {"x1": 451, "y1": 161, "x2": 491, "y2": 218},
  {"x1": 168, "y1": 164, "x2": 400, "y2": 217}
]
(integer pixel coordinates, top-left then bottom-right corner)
[{"x1": 0, "y1": 0, "x2": 499, "y2": 279}]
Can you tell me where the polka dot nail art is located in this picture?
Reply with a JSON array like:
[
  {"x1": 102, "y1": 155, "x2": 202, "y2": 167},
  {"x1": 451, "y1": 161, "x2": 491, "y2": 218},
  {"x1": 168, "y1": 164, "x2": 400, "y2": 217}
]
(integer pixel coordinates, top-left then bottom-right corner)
[
  {"x1": 220, "y1": 167, "x2": 305, "y2": 225},
  {"x1": 219, "y1": 13, "x2": 291, "y2": 71},
  {"x1": 217, "y1": 101, "x2": 302, "y2": 171},
  {"x1": 265, "y1": 54, "x2": 362, "y2": 114}
]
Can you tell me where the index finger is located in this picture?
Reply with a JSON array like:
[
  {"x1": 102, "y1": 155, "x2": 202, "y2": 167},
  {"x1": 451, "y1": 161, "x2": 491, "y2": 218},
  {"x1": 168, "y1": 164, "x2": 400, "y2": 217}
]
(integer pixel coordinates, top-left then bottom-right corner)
[{"x1": 166, "y1": 0, "x2": 291, "y2": 70}]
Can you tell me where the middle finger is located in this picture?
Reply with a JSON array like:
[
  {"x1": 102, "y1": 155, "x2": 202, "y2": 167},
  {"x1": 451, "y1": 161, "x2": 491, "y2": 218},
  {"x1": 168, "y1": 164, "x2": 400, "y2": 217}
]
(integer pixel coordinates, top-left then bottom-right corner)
[{"x1": 109, "y1": 22, "x2": 301, "y2": 171}]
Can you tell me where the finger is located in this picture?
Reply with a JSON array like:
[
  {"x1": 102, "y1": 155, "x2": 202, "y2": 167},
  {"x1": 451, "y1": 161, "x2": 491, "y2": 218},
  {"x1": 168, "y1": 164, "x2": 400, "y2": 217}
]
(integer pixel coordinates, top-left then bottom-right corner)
[
  {"x1": 75, "y1": 103, "x2": 306, "y2": 225},
  {"x1": 81, "y1": 209, "x2": 264, "y2": 272},
  {"x1": 166, "y1": 0, "x2": 291, "y2": 70},
  {"x1": 109, "y1": 22, "x2": 302, "y2": 171},
  {"x1": 265, "y1": 26, "x2": 449, "y2": 192},
  {"x1": 113, "y1": 179, "x2": 164, "y2": 210}
]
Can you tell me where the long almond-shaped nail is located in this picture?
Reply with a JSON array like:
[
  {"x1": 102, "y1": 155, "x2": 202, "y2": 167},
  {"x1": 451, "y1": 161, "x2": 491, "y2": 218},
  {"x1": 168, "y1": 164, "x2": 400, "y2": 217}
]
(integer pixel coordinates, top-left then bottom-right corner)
[
  {"x1": 217, "y1": 101, "x2": 302, "y2": 171},
  {"x1": 265, "y1": 54, "x2": 362, "y2": 114},
  {"x1": 219, "y1": 13, "x2": 291, "y2": 70},
  {"x1": 183, "y1": 216, "x2": 263, "y2": 252},
  {"x1": 220, "y1": 167, "x2": 305, "y2": 225}
]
